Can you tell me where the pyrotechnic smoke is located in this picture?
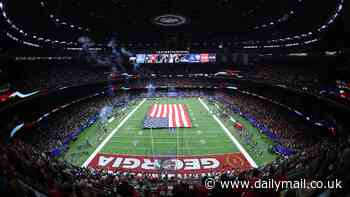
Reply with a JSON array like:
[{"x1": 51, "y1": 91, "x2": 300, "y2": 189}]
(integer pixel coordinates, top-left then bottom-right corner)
[
  {"x1": 77, "y1": 36, "x2": 98, "y2": 63},
  {"x1": 121, "y1": 47, "x2": 139, "y2": 71},
  {"x1": 77, "y1": 36, "x2": 139, "y2": 124},
  {"x1": 77, "y1": 36, "x2": 138, "y2": 72},
  {"x1": 78, "y1": 36, "x2": 95, "y2": 49}
]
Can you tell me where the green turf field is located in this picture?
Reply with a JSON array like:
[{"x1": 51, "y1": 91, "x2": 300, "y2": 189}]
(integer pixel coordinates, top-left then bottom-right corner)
[{"x1": 60, "y1": 97, "x2": 277, "y2": 168}]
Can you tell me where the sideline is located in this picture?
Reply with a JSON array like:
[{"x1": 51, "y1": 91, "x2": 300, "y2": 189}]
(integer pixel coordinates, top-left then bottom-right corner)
[
  {"x1": 82, "y1": 98, "x2": 147, "y2": 167},
  {"x1": 198, "y1": 98, "x2": 258, "y2": 168}
]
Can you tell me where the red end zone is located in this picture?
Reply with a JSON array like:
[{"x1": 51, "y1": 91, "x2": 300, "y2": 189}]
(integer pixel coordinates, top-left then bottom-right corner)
[{"x1": 87, "y1": 153, "x2": 252, "y2": 174}]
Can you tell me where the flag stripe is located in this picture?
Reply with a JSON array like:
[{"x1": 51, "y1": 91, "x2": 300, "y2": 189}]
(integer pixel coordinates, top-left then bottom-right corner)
[
  {"x1": 178, "y1": 104, "x2": 189, "y2": 127},
  {"x1": 176, "y1": 104, "x2": 184, "y2": 127},
  {"x1": 173, "y1": 104, "x2": 180, "y2": 127},
  {"x1": 168, "y1": 104, "x2": 174, "y2": 128},
  {"x1": 150, "y1": 104, "x2": 157, "y2": 117},
  {"x1": 156, "y1": 104, "x2": 163, "y2": 117},
  {"x1": 173, "y1": 104, "x2": 178, "y2": 127},
  {"x1": 183, "y1": 105, "x2": 192, "y2": 128},
  {"x1": 162, "y1": 104, "x2": 168, "y2": 118},
  {"x1": 148, "y1": 105, "x2": 154, "y2": 116}
]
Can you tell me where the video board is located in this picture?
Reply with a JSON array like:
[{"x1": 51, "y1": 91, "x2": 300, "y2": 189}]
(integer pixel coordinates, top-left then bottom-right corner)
[{"x1": 129, "y1": 51, "x2": 216, "y2": 64}]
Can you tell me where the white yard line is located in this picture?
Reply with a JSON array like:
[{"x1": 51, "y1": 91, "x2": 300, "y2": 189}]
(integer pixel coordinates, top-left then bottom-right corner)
[
  {"x1": 82, "y1": 98, "x2": 147, "y2": 167},
  {"x1": 198, "y1": 98, "x2": 258, "y2": 168},
  {"x1": 230, "y1": 117, "x2": 237, "y2": 123},
  {"x1": 200, "y1": 98, "x2": 212, "y2": 113},
  {"x1": 108, "y1": 117, "x2": 115, "y2": 123}
]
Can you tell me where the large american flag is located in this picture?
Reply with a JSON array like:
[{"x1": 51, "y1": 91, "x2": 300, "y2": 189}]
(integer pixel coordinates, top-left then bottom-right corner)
[{"x1": 143, "y1": 104, "x2": 192, "y2": 128}]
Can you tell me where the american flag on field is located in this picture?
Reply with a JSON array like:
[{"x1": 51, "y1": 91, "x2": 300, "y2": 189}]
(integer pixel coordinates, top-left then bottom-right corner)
[{"x1": 143, "y1": 104, "x2": 192, "y2": 129}]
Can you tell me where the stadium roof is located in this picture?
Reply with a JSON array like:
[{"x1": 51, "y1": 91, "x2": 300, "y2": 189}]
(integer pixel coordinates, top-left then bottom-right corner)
[{"x1": 0, "y1": 0, "x2": 346, "y2": 51}]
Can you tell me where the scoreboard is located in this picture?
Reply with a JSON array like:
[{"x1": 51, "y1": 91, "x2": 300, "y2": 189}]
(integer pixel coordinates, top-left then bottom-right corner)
[{"x1": 129, "y1": 51, "x2": 216, "y2": 64}]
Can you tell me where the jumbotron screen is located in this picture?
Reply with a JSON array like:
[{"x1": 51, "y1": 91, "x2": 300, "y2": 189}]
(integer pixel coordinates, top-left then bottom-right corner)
[{"x1": 129, "y1": 51, "x2": 216, "y2": 64}]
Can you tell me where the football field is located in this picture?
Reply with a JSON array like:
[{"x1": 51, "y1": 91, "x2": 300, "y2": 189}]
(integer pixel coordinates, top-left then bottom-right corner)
[
  {"x1": 61, "y1": 97, "x2": 276, "y2": 174},
  {"x1": 101, "y1": 98, "x2": 240, "y2": 156}
]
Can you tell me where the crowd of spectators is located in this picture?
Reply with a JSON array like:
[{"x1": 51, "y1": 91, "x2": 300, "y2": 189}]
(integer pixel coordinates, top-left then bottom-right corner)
[
  {"x1": 10, "y1": 64, "x2": 110, "y2": 92},
  {"x1": 8, "y1": 63, "x2": 327, "y2": 94},
  {"x1": 243, "y1": 64, "x2": 322, "y2": 90},
  {"x1": 1, "y1": 139, "x2": 213, "y2": 197},
  {"x1": 1, "y1": 128, "x2": 349, "y2": 196},
  {"x1": 216, "y1": 92, "x2": 320, "y2": 150},
  {"x1": 23, "y1": 93, "x2": 131, "y2": 152},
  {"x1": 130, "y1": 78, "x2": 216, "y2": 89},
  {"x1": 127, "y1": 64, "x2": 326, "y2": 95},
  {"x1": 207, "y1": 137, "x2": 350, "y2": 197},
  {"x1": 7, "y1": 62, "x2": 349, "y2": 110},
  {"x1": 1, "y1": 78, "x2": 349, "y2": 196}
]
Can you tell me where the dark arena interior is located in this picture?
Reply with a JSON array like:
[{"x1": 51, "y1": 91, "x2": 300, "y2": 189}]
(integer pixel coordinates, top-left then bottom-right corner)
[{"x1": 1, "y1": 0, "x2": 350, "y2": 196}]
